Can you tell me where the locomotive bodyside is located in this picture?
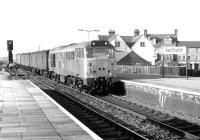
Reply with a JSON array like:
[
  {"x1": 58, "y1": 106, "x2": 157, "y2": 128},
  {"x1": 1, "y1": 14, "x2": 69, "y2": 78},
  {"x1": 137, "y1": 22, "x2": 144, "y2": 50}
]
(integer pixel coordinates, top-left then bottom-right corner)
[{"x1": 48, "y1": 43, "x2": 85, "y2": 83}]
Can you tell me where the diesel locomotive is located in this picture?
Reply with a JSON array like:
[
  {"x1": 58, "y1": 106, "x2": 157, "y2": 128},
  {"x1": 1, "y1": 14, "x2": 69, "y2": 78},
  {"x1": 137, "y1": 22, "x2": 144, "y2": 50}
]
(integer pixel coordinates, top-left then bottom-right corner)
[{"x1": 15, "y1": 40, "x2": 116, "y2": 95}]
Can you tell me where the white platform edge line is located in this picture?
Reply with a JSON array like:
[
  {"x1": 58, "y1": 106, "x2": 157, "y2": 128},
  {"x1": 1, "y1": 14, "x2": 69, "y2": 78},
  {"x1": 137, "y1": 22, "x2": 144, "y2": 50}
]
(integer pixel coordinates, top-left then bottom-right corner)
[
  {"x1": 122, "y1": 80, "x2": 200, "y2": 95},
  {"x1": 27, "y1": 80, "x2": 102, "y2": 140}
]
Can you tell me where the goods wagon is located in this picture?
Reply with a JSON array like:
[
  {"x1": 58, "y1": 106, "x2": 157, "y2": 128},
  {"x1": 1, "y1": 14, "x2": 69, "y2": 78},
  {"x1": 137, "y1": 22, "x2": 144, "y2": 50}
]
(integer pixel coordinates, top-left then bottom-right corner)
[{"x1": 29, "y1": 50, "x2": 49, "y2": 76}]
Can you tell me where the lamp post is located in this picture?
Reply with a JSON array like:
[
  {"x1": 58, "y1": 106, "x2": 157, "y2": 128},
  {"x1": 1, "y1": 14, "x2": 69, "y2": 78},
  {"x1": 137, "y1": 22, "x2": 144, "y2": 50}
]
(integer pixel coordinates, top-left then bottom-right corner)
[{"x1": 78, "y1": 29, "x2": 100, "y2": 41}]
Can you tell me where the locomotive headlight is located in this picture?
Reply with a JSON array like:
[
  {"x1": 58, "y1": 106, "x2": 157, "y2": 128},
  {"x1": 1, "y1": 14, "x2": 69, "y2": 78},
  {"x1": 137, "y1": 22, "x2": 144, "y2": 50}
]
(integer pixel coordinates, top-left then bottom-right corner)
[
  {"x1": 92, "y1": 42, "x2": 95, "y2": 46},
  {"x1": 105, "y1": 42, "x2": 108, "y2": 45}
]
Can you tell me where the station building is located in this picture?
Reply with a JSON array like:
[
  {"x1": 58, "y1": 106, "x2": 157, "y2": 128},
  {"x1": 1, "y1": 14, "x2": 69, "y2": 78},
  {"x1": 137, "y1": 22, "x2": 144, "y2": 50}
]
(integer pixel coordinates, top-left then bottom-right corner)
[{"x1": 177, "y1": 41, "x2": 200, "y2": 70}]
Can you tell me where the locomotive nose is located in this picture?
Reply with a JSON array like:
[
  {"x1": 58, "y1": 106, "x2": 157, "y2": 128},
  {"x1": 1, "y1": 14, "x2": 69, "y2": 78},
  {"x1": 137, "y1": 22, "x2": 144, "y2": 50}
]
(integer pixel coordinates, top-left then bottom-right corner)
[{"x1": 96, "y1": 60, "x2": 108, "y2": 77}]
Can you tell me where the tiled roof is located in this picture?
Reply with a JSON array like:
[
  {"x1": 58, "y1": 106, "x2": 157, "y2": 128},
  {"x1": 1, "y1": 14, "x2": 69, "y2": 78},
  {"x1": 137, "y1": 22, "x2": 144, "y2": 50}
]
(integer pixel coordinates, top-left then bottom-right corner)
[
  {"x1": 177, "y1": 41, "x2": 200, "y2": 48},
  {"x1": 120, "y1": 36, "x2": 133, "y2": 42},
  {"x1": 116, "y1": 51, "x2": 130, "y2": 62},
  {"x1": 126, "y1": 42, "x2": 135, "y2": 48},
  {"x1": 99, "y1": 34, "x2": 141, "y2": 42},
  {"x1": 148, "y1": 34, "x2": 176, "y2": 40},
  {"x1": 117, "y1": 51, "x2": 151, "y2": 66},
  {"x1": 147, "y1": 34, "x2": 177, "y2": 48},
  {"x1": 99, "y1": 33, "x2": 178, "y2": 49}
]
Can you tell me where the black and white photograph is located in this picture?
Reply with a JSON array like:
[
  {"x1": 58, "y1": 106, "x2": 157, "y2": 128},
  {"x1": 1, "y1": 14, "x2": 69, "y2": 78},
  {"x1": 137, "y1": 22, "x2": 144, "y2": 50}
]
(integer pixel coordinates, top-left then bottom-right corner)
[{"x1": 1, "y1": 0, "x2": 200, "y2": 139}]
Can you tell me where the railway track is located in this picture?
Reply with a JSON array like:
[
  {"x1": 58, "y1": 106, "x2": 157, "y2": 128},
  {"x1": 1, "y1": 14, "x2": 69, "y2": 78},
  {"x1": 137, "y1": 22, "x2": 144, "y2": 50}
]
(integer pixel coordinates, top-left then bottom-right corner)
[
  {"x1": 29, "y1": 74, "x2": 149, "y2": 140},
  {"x1": 102, "y1": 94, "x2": 200, "y2": 140},
  {"x1": 11, "y1": 69, "x2": 198, "y2": 139}
]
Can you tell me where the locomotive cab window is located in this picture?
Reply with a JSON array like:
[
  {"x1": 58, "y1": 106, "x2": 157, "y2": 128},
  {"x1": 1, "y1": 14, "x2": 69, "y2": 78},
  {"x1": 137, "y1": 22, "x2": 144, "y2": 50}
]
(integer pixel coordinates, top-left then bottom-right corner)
[
  {"x1": 86, "y1": 48, "x2": 94, "y2": 58},
  {"x1": 94, "y1": 48, "x2": 107, "y2": 53}
]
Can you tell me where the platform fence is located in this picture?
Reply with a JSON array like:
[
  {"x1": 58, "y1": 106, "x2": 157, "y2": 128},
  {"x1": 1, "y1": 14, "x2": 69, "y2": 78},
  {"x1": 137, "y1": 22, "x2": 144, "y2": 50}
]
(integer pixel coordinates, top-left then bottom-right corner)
[{"x1": 116, "y1": 65, "x2": 187, "y2": 76}]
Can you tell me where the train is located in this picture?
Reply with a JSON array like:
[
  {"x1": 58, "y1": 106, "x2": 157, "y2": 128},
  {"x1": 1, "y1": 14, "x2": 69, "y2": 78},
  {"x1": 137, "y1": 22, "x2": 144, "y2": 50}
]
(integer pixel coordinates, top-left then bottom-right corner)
[{"x1": 15, "y1": 40, "x2": 117, "y2": 95}]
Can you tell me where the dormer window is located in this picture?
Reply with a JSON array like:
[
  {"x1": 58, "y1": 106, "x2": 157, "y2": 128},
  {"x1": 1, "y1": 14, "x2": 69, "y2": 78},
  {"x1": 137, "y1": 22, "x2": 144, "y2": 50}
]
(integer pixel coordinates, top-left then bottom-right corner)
[
  {"x1": 115, "y1": 41, "x2": 120, "y2": 47},
  {"x1": 164, "y1": 36, "x2": 172, "y2": 45}
]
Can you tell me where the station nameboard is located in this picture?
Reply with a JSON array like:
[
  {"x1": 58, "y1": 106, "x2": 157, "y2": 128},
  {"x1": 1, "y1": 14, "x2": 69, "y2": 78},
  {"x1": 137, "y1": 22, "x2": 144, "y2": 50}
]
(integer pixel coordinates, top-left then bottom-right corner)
[{"x1": 163, "y1": 46, "x2": 186, "y2": 54}]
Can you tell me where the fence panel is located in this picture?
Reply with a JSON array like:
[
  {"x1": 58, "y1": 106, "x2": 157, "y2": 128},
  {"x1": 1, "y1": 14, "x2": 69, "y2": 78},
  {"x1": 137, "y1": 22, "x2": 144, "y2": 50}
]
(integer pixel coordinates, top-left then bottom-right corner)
[{"x1": 116, "y1": 65, "x2": 186, "y2": 76}]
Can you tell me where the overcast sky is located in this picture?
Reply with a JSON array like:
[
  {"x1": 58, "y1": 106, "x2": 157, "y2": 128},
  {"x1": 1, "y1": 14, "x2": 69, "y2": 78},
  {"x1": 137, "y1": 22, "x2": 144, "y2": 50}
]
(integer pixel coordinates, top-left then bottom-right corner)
[{"x1": 0, "y1": 0, "x2": 200, "y2": 57}]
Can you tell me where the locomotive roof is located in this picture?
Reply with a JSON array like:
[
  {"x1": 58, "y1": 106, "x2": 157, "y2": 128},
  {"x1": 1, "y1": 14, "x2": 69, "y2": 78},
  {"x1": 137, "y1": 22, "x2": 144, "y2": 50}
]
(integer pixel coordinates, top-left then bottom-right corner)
[{"x1": 50, "y1": 41, "x2": 114, "y2": 53}]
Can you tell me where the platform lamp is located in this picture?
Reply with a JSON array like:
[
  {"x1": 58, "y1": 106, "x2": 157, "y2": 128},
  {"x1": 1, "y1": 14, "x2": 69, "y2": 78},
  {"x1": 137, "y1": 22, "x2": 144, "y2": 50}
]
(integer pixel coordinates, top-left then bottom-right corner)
[{"x1": 78, "y1": 29, "x2": 100, "y2": 41}]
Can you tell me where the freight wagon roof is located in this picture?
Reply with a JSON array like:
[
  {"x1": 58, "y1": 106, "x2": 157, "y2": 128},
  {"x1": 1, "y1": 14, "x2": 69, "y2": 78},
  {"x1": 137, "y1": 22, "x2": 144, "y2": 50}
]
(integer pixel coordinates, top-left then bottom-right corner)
[{"x1": 29, "y1": 50, "x2": 49, "y2": 54}]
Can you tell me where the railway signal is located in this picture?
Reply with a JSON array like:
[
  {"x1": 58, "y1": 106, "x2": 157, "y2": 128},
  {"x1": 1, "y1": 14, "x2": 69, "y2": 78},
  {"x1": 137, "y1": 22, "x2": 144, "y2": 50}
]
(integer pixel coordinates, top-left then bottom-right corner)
[
  {"x1": 7, "y1": 40, "x2": 14, "y2": 64},
  {"x1": 8, "y1": 51, "x2": 13, "y2": 63},
  {"x1": 7, "y1": 40, "x2": 13, "y2": 51}
]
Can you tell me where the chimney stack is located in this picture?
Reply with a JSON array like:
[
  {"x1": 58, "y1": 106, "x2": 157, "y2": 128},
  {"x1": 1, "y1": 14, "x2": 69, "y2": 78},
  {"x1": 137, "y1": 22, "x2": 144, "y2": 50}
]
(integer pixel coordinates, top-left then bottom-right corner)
[
  {"x1": 144, "y1": 29, "x2": 147, "y2": 38},
  {"x1": 108, "y1": 29, "x2": 115, "y2": 39},
  {"x1": 134, "y1": 29, "x2": 140, "y2": 37},
  {"x1": 174, "y1": 29, "x2": 178, "y2": 41}
]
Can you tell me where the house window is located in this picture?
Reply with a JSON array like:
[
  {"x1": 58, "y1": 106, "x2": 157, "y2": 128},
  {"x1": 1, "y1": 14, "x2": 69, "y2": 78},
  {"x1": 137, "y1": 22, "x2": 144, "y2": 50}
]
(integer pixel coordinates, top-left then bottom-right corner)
[
  {"x1": 189, "y1": 48, "x2": 196, "y2": 53},
  {"x1": 115, "y1": 41, "x2": 120, "y2": 47},
  {"x1": 140, "y1": 42, "x2": 145, "y2": 47},
  {"x1": 164, "y1": 36, "x2": 172, "y2": 45}
]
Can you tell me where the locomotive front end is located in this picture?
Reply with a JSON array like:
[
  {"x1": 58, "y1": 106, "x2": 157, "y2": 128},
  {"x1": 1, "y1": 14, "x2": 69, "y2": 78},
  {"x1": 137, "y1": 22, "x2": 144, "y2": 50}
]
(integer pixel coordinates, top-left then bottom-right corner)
[
  {"x1": 86, "y1": 40, "x2": 116, "y2": 95},
  {"x1": 86, "y1": 41, "x2": 116, "y2": 78}
]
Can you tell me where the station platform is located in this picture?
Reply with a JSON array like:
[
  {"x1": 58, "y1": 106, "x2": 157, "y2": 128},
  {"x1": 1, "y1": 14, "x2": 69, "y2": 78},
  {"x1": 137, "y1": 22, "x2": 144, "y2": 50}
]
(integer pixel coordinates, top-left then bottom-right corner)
[
  {"x1": 117, "y1": 73, "x2": 200, "y2": 93},
  {"x1": 0, "y1": 71, "x2": 101, "y2": 140},
  {"x1": 118, "y1": 73, "x2": 200, "y2": 121}
]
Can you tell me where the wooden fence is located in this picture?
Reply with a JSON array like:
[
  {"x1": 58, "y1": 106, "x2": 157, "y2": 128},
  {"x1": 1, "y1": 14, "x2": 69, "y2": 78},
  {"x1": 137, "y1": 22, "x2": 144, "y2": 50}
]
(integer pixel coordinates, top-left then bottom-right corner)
[{"x1": 116, "y1": 65, "x2": 186, "y2": 76}]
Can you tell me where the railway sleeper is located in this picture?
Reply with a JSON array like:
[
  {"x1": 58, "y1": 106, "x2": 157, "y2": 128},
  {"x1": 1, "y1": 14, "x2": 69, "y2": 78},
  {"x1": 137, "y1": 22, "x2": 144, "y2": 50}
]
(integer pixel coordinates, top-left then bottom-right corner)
[
  {"x1": 94, "y1": 130, "x2": 123, "y2": 137},
  {"x1": 187, "y1": 129, "x2": 200, "y2": 134},
  {"x1": 176, "y1": 124, "x2": 196, "y2": 129},
  {"x1": 105, "y1": 136, "x2": 133, "y2": 140},
  {"x1": 86, "y1": 123, "x2": 111, "y2": 129},
  {"x1": 166, "y1": 122, "x2": 186, "y2": 126},
  {"x1": 94, "y1": 127, "x2": 116, "y2": 133},
  {"x1": 98, "y1": 132, "x2": 125, "y2": 138},
  {"x1": 183, "y1": 126, "x2": 200, "y2": 131},
  {"x1": 99, "y1": 134, "x2": 130, "y2": 140},
  {"x1": 79, "y1": 118, "x2": 105, "y2": 123}
]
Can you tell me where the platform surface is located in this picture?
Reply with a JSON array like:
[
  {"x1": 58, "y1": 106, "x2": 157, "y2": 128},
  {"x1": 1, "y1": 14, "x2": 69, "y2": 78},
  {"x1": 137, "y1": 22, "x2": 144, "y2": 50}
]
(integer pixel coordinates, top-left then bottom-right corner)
[
  {"x1": 0, "y1": 71, "x2": 101, "y2": 140},
  {"x1": 117, "y1": 73, "x2": 200, "y2": 93}
]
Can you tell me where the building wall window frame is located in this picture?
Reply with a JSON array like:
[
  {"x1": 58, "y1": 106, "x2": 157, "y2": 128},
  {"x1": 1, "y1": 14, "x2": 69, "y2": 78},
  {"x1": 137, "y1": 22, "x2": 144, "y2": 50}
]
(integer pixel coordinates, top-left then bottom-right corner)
[
  {"x1": 115, "y1": 41, "x2": 120, "y2": 47},
  {"x1": 188, "y1": 56, "x2": 190, "y2": 60},
  {"x1": 164, "y1": 36, "x2": 172, "y2": 45},
  {"x1": 183, "y1": 56, "x2": 185, "y2": 61},
  {"x1": 140, "y1": 42, "x2": 145, "y2": 47},
  {"x1": 197, "y1": 48, "x2": 200, "y2": 53},
  {"x1": 189, "y1": 48, "x2": 196, "y2": 53}
]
